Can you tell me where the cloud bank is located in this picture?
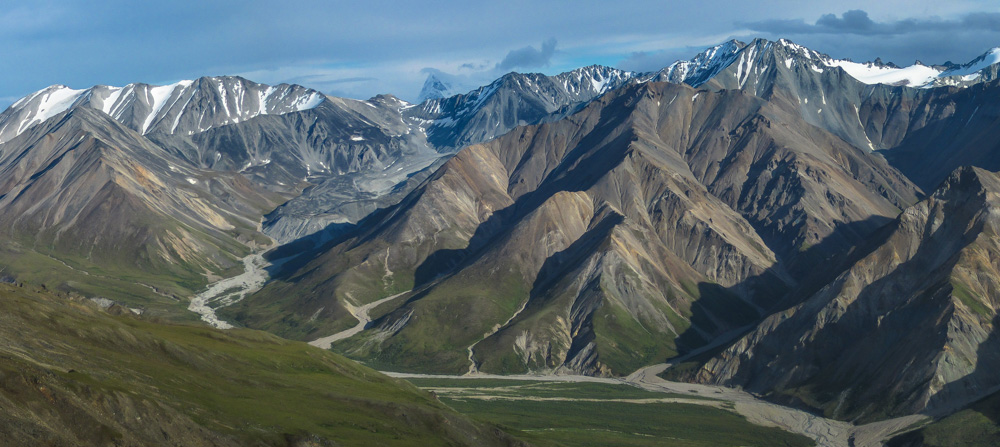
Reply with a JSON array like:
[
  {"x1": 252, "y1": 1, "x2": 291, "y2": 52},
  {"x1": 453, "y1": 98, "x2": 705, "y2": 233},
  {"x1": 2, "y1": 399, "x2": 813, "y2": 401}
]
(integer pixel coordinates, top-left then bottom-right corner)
[
  {"x1": 496, "y1": 38, "x2": 558, "y2": 71},
  {"x1": 745, "y1": 10, "x2": 1000, "y2": 36}
]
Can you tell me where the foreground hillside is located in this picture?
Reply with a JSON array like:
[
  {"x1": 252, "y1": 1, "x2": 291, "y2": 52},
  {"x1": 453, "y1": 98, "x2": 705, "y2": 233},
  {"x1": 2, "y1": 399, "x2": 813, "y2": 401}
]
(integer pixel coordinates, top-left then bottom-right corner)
[{"x1": 0, "y1": 283, "x2": 523, "y2": 446}]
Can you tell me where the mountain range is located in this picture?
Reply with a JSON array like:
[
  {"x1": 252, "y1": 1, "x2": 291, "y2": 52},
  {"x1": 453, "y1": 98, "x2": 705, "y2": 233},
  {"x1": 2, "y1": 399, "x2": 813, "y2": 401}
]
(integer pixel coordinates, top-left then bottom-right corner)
[{"x1": 5, "y1": 37, "x2": 1000, "y2": 445}]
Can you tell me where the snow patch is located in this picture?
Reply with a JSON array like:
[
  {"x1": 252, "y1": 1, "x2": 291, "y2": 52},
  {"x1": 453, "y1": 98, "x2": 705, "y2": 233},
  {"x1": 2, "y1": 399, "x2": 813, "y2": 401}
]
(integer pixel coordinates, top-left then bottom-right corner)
[
  {"x1": 826, "y1": 60, "x2": 939, "y2": 87},
  {"x1": 15, "y1": 86, "x2": 86, "y2": 135},
  {"x1": 294, "y1": 92, "x2": 325, "y2": 111},
  {"x1": 141, "y1": 80, "x2": 193, "y2": 134},
  {"x1": 945, "y1": 48, "x2": 1000, "y2": 77}
]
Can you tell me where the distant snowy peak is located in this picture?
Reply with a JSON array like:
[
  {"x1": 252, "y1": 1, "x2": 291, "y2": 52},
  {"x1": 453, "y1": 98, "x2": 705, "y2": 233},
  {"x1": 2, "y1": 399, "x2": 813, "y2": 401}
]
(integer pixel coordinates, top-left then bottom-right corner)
[
  {"x1": 651, "y1": 38, "x2": 1000, "y2": 90},
  {"x1": 1, "y1": 85, "x2": 88, "y2": 142},
  {"x1": 552, "y1": 65, "x2": 639, "y2": 96},
  {"x1": 653, "y1": 40, "x2": 746, "y2": 86},
  {"x1": 0, "y1": 76, "x2": 327, "y2": 144},
  {"x1": 933, "y1": 47, "x2": 1000, "y2": 87},
  {"x1": 771, "y1": 39, "x2": 942, "y2": 87},
  {"x1": 405, "y1": 65, "x2": 641, "y2": 150},
  {"x1": 768, "y1": 38, "x2": 1000, "y2": 88},
  {"x1": 418, "y1": 73, "x2": 467, "y2": 102}
]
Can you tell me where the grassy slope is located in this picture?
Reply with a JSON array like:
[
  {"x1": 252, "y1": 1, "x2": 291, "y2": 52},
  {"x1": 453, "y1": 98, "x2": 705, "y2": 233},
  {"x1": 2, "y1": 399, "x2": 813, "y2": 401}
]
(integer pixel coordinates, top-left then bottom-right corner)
[
  {"x1": 889, "y1": 391, "x2": 1000, "y2": 447},
  {"x1": 0, "y1": 284, "x2": 523, "y2": 446},
  {"x1": 405, "y1": 378, "x2": 814, "y2": 447},
  {"x1": 0, "y1": 237, "x2": 246, "y2": 321}
]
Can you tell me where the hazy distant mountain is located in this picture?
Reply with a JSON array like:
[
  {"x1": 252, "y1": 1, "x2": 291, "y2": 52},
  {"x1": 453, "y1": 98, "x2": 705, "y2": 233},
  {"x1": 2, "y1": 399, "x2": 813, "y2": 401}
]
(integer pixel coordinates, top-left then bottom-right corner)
[{"x1": 417, "y1": 70, "x2": 473, "y2": 102}]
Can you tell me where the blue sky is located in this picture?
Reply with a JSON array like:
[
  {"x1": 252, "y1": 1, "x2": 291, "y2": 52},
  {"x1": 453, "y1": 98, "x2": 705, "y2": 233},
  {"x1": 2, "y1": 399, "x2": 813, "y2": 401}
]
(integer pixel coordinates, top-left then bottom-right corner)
[{"x1": 2, "y1": 0, "x2": 1000, "y2": 107}]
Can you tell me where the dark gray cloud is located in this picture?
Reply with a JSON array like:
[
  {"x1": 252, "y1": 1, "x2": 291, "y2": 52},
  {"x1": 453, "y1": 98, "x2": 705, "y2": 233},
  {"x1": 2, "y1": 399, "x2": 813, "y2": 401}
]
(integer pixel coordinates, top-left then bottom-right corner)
[
  {"x1": 496, "y1": 38, "x2": 558, "y2": 71},
  {"x1": 737, "y1": 9, "x2": 1000, "y2": 67},
  {"x1": 745, "y1": 10, "x2": 1000, "y2": 36},
  {"x1": 459, "y1": 62, "x2": 491, "y2": 71}
]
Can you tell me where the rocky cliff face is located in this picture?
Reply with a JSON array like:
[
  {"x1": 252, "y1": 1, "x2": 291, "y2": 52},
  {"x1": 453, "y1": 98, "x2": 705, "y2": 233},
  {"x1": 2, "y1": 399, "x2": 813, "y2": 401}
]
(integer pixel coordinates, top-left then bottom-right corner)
[{"x1": 687, "y1": 167, "x2": 1000, "y2": 421}]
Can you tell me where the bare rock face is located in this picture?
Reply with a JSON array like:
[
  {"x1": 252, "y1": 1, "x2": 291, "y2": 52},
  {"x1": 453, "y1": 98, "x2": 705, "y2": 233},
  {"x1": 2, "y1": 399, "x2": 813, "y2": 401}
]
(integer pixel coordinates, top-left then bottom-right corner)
[
  {"x1": 867, "y1": 81, "x2": 1000, "y2": 191},
  {"x1": 688, "y1": 166, "x2": 1000, "y2": 421}
]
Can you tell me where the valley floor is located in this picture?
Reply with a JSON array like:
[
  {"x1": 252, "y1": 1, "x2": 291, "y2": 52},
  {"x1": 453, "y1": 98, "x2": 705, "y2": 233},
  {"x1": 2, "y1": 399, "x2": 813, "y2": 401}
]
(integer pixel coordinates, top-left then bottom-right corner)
[{"x1": 385, "y1": 367, "x2": 926, "y2": 447}]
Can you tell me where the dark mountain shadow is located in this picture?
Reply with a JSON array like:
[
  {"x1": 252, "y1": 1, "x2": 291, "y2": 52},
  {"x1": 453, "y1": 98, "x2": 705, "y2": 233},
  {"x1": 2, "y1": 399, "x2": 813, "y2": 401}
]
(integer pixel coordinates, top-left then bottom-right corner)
[
  {"x1": 669, "y1": 214, "x2": 898, "y2": 361},
  {"x1": 885, "y1": 316, "x2": 1000, "y2": 447},
  {"x1": 674, "y1": 279, "x2": 776, "y2": 355},
  {"x1": 774, "y1": 215, "x2": 898, "y2": 310},
  {"x1": 524, "y1": 211, "x2": 624, "y2": 307}
]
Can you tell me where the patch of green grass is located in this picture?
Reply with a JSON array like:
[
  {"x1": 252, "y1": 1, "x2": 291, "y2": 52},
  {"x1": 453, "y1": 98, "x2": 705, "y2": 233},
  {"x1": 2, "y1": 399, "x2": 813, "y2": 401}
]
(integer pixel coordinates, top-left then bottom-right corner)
[
  {"x1": 889, "y1": 391, "x2": 1000, "y2": 447},
  {"x1": 592, "y1": 297, "x2": 678, "y2": 375},
  {"x1": 409, "y1": 379, "x2": 706, "y2": 401},
  {"x1": 408, "y1": 376, "x2": 813, "y2": 447},
  {"x1": 0, "y1": 241, "x2": 201, "y2": 319},
  {"x1": 951, "y1": 280, "x2": 991, "y2": 318},
  {"x1": 338, "y1": 267, "x2": 531, "y2": 374}
]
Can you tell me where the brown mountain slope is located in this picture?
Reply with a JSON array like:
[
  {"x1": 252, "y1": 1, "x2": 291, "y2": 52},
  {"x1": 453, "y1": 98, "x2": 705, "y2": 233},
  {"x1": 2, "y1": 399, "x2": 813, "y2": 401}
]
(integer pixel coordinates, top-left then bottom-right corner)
[{"x1": 0, "y1": 108, "x2": 285, "y2": 307}]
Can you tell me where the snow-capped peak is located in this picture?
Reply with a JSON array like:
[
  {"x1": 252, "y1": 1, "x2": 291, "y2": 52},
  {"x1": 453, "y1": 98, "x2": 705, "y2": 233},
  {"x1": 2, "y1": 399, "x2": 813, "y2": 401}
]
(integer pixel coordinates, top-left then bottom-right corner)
[
  {"x1": 653, "y1": 40, "x2": 745, "y2": 86},
  {"x1": 658, "y1": 38, "x2": 1000, "y2": 89},
  {"x1": 418, "y1": 72, "x2": 468, "y2": 102},
  {"x1": 4, "y1": 85, "x2": 88, "y2": 138},
  {"x1": 824, "y1": 59, "x2": 941, "y2": 87},
  {"x1": 931, "y1": 47, "x2": 1000, "y2": 86},
  {"x1": 0, "y1": 76, "x2": 328, "y2": 144},
  {"x1": 554, "y1": 65, "x2": 637, "y2": 96}
]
